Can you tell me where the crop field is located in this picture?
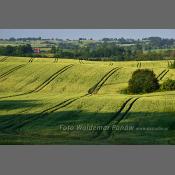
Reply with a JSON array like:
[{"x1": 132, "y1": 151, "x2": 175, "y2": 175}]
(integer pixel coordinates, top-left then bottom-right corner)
[{"x1": 0, "y1": 56, "x2": 175, "y2": 144}]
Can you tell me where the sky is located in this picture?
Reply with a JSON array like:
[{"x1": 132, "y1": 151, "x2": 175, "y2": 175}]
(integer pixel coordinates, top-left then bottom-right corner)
[{"x1": 0, "y1": 29, "x2": 175, "y2": 40}]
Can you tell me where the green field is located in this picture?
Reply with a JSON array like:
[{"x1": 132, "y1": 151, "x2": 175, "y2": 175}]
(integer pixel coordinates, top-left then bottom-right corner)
[{"x1": 0, "y1": 56, "x2": 175, "y2": 144}]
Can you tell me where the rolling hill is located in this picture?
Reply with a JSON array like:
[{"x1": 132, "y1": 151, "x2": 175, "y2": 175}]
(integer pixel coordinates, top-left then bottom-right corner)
[{"x1": 0, "y1": 56, "x2": 175, "y2": 144}]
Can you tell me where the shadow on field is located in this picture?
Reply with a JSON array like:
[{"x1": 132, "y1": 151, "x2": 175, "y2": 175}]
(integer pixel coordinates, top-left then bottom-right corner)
[
  {"x1": 0, "y1": 100, "x2": 41, "y2": 110},
  {"x1": 0, "y1": 109, "x2": 174, "y2": 145}
]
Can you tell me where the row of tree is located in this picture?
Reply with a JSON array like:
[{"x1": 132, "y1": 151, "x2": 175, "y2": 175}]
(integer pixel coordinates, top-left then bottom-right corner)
[
  {"x1": 51, "y1": 43, "x2": 175, "y2": 61},
  {"x1": 0, "y1": 44, "x2": 33, "y2": 56},
  {"x1": 0, "y1": 43, "x2": 175, "y2": 61}
]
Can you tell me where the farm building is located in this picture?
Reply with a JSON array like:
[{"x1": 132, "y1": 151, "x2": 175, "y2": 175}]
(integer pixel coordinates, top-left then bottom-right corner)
[{"x1": 33, "y1": 48, "x2": 40, "y2": 54}]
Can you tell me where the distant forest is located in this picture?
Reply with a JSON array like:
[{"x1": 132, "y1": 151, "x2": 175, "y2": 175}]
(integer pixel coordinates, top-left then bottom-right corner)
[{"x1": 0, "y1": 37, "x2": 175, "y2": 61}]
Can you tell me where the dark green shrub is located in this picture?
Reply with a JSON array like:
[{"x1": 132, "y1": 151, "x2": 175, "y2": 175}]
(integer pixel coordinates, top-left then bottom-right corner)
[
  {"x1": 128, "y1": 69, "x2": 159, "y2": 94},
  {"x1": 161, "y1": 79, "x2": 175, "y2": 91}
]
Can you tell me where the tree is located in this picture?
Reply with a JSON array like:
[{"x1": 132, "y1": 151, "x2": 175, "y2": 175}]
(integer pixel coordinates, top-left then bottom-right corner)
[
  {"x1": 128, "y1": 69, "x2": 159, "y2": 94},
  {"x1": 4, "y1": 45, "x2": 16, "y2": 55},
  {"x1": 16, "y1": 44, "x2": 33, "y2": 55},
  {"x1": 51, "y1": 46, "x2": 57, "y2": 54}
]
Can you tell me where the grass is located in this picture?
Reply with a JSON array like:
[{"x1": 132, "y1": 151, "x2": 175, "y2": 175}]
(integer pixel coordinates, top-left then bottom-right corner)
[{"x1": 0, "y1": 56, "x2": 175, "y2": 144}]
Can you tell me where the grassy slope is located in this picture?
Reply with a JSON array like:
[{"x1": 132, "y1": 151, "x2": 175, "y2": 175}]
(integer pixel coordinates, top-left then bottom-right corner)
[{"x1": 0, "y1": 57, "x2": 175, "y2": 144}]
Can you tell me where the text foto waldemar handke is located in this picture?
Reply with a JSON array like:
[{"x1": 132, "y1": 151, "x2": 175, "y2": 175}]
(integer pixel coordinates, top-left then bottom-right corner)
[{"x1": 59, "y1": 124, "x2": 134, "y2": 131}]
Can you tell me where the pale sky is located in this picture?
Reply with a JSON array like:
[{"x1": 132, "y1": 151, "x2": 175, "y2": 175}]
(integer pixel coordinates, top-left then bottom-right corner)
[{"x1": 0, "y1": 29, "x2": 174, "y2": 40}]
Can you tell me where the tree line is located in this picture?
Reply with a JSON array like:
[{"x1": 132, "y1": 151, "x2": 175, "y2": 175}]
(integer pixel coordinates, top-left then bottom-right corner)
[
  {"x1": 52, "y1": 43, "x2": 175, "y2": 61},
  {"x1": 0, "y1": 43, "x2": 175, "y2": 61},
  {"x1": 0, "y1": 44, "x2": 33, "y2": 56}
]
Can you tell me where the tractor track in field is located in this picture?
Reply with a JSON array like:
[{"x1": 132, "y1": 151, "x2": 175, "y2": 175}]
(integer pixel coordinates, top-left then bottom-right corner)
[
  {"x1": 28, "y1": 57, "x2": 35, "y2": 63},
  {"x1": 0, "y1": 66, "x2": 121, "y2": 101},
  {"x1": 88, "y1": 67, "x2": 121, "y2": 94},
  {"x1": 93, "y1": 97, "x2": 140, "y2": 138},
  {"x1": 53, "y1": 58, "x2": 59, "y2": 63},
  {"x1": 30, "y1": 64, "x2": 74, "y2": 93},
  {"x1": 159, "y1": 70, "x2": 169, "y2": 80},
  {"x1": 9, "y1": 67, "x2": 122, "y2": 130},
  {"x1": 2, "y1": 93, "x2": 175, "y2": 133},
  {"x1": 0, "y1": 64, "x2": 74, "y2": 100},
  {"x1": 156, "y1": 69, "x2": 166, "y2": 79},
  {"x1": 137, "y1": 62, "x2": 141, "y2": 68},
  {"x1": 79, "y1": 59, "x2": 84, "y2": 64},
  {"x1": 157, "y1": 69, "x2": 169, "y2": 80},
  {"x1": 0, "y1": 94, "x2": 91, "y2": 132},
  {"x1": 94, "y1": 91, "x2": 175, "y2": 139},
  {"x1": 0, "y1": 65, "x2": 13, "y2": 74},
  {"x1": 0, "y1": 67, "x2": 122, "y2": 131},
  {"x1": 0, "y1": 64, "x2": 26, "y2": 80},
  {"x1": 109, "y1": 62, "x2": 113, "y2": 66},
  {"x1": 0, "y1": 56, "x2": 9, "y2": 62},
  {"x1": 0, "y1": 66, "x2": 123, "y2": 132},
  {"x1": 107, "y1": 97, "x2": 140, "y2": 135}
]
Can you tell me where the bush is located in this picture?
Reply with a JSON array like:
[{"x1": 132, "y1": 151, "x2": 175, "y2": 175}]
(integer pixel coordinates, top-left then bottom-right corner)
[
  {"x1": 161, "y1": 79, "x2": 175, "y2": 91},
  {"x1": 128, "y1": 69, "x2": 159, "y2": 94}
]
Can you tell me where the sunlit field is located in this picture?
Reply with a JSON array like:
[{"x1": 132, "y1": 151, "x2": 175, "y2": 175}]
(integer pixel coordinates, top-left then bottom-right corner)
[{"x1": 0, "y1": 56, "x2": 175, "y2": 144}]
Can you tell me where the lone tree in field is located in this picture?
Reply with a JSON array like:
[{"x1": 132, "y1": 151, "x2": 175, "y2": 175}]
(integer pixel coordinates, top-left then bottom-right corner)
[{"x1": 128, "y1": 69, "x2": 159, "y2": 94}]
